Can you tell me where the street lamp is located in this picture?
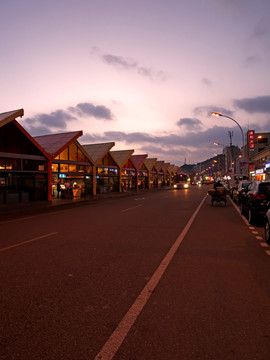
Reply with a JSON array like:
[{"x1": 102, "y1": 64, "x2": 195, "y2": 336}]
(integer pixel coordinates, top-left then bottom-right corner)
[
  {"x1": 211, "y1": 112, "x2": 245, "y2": 153},
  {"x1": 213, "y1": 141, "x2": 225, "y2": 147}
]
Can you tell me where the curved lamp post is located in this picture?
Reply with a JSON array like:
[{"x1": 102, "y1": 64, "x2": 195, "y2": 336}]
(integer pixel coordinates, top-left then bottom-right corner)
[{"x1": 211, "y1": 112, "x2": 245, "y2": 154}]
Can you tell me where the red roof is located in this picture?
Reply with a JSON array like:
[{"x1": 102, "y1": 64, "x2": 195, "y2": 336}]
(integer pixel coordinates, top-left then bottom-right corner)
[
  {"x1": 34, "y1": 131, "x2": 83, "y2": 157},
  {"x1": 130, "y1": 154, "x2": 148, "y2": 170}
]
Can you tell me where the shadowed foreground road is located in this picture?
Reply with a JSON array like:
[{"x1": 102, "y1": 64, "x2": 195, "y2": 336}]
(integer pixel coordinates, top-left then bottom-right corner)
[{"x1": 0, "y1": 186, "x2": 270, "y2": 359}]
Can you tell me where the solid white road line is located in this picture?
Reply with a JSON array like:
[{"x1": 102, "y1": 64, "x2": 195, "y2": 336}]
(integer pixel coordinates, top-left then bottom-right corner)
[
  {"x1": 0, "y1": 232, "x2": 58, "y2": 253},
  {"x1": 94, "y1": 195, "x2": 207, "y2": 360}
]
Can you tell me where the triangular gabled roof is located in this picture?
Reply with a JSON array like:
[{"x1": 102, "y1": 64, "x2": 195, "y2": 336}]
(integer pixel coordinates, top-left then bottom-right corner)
[
  {"x1": 168, "y1": 164, "x2": 175, "y2": 173},
  {"x1": 0, "y1": 109, "x2": 24, "y2": 128},
  {"x1": 162, "y1": 162, "x2": 170, "y2": 173},
  {"x1": 34, "y1": 131, "x2": 83, "y2": 158},
  {"x1": 0, "y1": 108, "x2": 49, "y2": 159},
  {"x1": 144, "y1": 158, "x2": 157, "y2": 171},
  {"x1": 155, "y1": 160, "x2": 165, "y2": 172},
  {"x1": 130, "y1": 154, "x2": 148, "y2": 170},
  {"x1": 111, "y1": 149, "x2": 134, "y2": 168},
  {"x1": 82, "y1": 142, "x2": 115, "y2": 164}
]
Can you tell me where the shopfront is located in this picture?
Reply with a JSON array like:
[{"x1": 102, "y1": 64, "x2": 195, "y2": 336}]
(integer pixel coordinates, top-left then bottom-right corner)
[
  {"x1": 255, "y1": 168, "x2": 266, "y2": 181},
  {"x1": 0, "y1": 110, "x2": 49, "y2": 203},
  {"x1": 111, "y1": 150, "x2": 135, "y2": 192},
  {"x1": 266, "y1": 162, "x2": 270, "y2": 180},
  {"x1": 83, "y1": 142, "x2": 120, "y2": 194},
  {"x1": 144, "y1": 158, "x2": 157, "y2": 189},
  {"x1": 130, "y1": 154, "x2": 148, "y2": 190},
  {"x1": 137, "y1": 168, "x2": 149, "y2": 189},
  {"x1": 35, "y1": 132, "x2": 94, "y2": 199},
  {"x1": 96, "y1": 166, "x2": 119, "y2": 193},
  {"x1": 155, "y1": 161, "x2": 165, "y2": 187}
]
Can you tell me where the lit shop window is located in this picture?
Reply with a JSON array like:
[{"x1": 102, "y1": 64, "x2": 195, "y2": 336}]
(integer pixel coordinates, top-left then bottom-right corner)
[
  {"x1": 52, "y1": 163, "x2": 59, "y2": 172},
  {"x1": 60, "y1": 163, "x2": 68, "y2": 172},
  {"x1": 69, "y1": 164, "x2": 76, "y2": 172}
]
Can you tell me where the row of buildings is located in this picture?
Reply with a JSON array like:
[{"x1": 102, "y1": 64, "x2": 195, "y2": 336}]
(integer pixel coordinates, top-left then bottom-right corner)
[
  {"x1": 195, "y1": 129, "x2": 270, "y2": 182},
  {"x1": 0, "y1": 109, "x2": 184, "y2": 204}
]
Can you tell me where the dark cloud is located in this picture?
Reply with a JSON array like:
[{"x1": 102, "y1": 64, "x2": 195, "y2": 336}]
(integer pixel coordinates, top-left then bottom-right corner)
[
  {"x1": 24, "y1": 102, "x2": 114, "y2": 136},
  {"x1": 25, "y1": 125, "x2": 53, "y2": 137},
  {"x1": 81, "y1": 124, "x2": 247, "y2": 152},
  {"x1": 69, "y1": 102, "x2": 113, "y2": 120},
  {"x1": 25, "y1": 110, "x2": 74, "y2": 129},
  {"x1": 176, "y1": 118, "x2": 203, "y2": 131},
  {"x1": 245, "y1": 55, "x2": 261, "y2": 65},
  {"x1": 201, "y1": 77, "x2": 212, "y2": 87},
  {"x1": 103, "y1": 54, "x2": 137, "y2": 70},
  {"x1": 102, "y1": 53, "x2": 166, "y2": 81},
  {"x1": 234, "y1": 96, "x2": 270, "y2": 114}
]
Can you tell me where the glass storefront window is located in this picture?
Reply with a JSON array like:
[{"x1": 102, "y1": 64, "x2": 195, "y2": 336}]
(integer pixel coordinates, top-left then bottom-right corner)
[
  {"x1": 78, "y1": 149, "x2": 87, "y2": 162},
  {"x1": 6, "y1": 159, "x2": 21, "y2": 170},
  {"x1": 23, "y1": 159, "x2": 46, "y2": 171},
  {"x1": 69, "y1": 164, "x2": 76, "y2": 172},
  {"x1": 85, "y1": 165, "x2": 92, "y2": 173},
  {"x1": 69, "y1": 143, "x2": 78, "y2": 161},
  {"x1": 0, "y1": 159, "x2": 5, "y2": 170},
  {"x1": 59, "y1": 148, "x2": 68, "y2": 161},
  {"x1": 109, "y1": 168, "x2": 118, "y2": 175},
  {"x1": 52, "y1": 163, "x2": 59, "y2": 172},
  {"x1": 60, "y1": 163, "x2": 68, "y2": 172}
]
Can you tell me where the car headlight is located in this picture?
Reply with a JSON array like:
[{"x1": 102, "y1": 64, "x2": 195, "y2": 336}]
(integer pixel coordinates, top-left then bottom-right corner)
[{"x1": 184, "y1": 183, "x2": 189, "y2": 188}]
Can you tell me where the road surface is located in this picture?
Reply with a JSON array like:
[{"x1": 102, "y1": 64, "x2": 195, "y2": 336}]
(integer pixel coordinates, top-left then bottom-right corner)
[{"x1": 1, "y1": 186, "x2": 270, "y2": 359}]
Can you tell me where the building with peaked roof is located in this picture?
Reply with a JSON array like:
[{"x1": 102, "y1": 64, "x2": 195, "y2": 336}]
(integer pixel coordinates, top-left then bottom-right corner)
[
  {"x1": 35, "y1": 132, "x2": 94, "y2": 199},
  {"x1": 111, "y1": 149, "x2": 134, "y2": 192},
  {"x1": 83, "y1": 142, "x2": 119, "y2": 194},
  {"x1": 0, "y1": 109, "x2": 50, "y2": 203},
  {"x1": 161, "y1": 162, "x2": 170, "y2": 185},
  {"x1": 154, "y1": 160, "x2": 165, "y2": 186},
  {"x1": 144, "y1": 157, "x2": 157, "y2": 189},
  {"x1": 130, "y1": 154, "x2": 148, "y2": 190}
]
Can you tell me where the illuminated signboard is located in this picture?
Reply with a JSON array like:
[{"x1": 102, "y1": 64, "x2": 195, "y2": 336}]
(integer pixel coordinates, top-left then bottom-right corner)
[
  {"x1": 266, "y1": 162, "x2": 270, "y2": 170},
  {"x1": 59, "y1": 174, "x2": 67, "y2": 178},
  {"x1": 248, "y1": 130, "x2": 255, "y2": 151},
  {"x1": 255, "y1": 168, "x2": 264, "y2": 174}
]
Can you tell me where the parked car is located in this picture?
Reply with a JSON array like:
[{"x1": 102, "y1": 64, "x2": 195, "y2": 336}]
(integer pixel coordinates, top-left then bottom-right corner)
[
  {"x1": 241, "y1": 180, "x2": 270, "y2": 224},
  {"x1": 173, "y1": 182, "x2": 190, "y2": 189},
  {"x1": 232, "y1": 181, "x2": 251, "y2": 205},
  {"x1": 265, "y1": 205, "x2": 270, "y2": 244}
]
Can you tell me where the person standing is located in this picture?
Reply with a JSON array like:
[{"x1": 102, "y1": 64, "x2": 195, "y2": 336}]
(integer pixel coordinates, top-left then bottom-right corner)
[{"x1": 57, "y1": 180, "x2": 61, "y2": 198}]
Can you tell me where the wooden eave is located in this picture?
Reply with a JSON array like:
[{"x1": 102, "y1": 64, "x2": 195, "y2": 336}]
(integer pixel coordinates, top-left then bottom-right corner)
[
  {"x1": 74, "y1": 140, "x2": 94, "y2": 165},
  {"x1": 0, "y1": 109, "x2": 24, "y2": 128}
]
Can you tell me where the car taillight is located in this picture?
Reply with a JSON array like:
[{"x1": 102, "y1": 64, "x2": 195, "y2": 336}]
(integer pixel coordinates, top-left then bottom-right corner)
[{"x1": 252, "y1": 193, "x2": 267, "y2": 200}]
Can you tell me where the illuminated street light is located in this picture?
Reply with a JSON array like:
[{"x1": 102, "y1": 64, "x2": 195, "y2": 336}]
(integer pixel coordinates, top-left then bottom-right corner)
[
  {"x1": 213, "y1": 141, "x2": 225, "y2": 147},
  {"x1": 211, "y1": 112, "x2": 244, "y2": 153}
]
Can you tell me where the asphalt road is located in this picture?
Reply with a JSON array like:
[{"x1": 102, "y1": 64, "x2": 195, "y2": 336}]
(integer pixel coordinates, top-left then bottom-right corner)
[{"x1": 1, "y1": 186, "x2": 270, "y2": 360}]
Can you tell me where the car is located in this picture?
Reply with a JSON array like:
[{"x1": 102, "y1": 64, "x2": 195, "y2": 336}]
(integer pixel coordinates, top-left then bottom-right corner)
[
  {"x1": 173, "y1": 182, "x2": 190, "y2": 189},
  {"x1": 232, "y1": 181, "x2": 251, "y2": 205},
  {"x1": 265, "y1": 205, "x2": 270, "y2": 244},
  {"x1": 241, "y1": 180, "x2": 270, "y2": 224}
]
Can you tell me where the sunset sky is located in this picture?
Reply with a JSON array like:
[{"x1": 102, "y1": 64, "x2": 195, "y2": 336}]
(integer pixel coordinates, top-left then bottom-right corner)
[{"x1": 1, "y1": 0, "x2": 270, "y2": 165}]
